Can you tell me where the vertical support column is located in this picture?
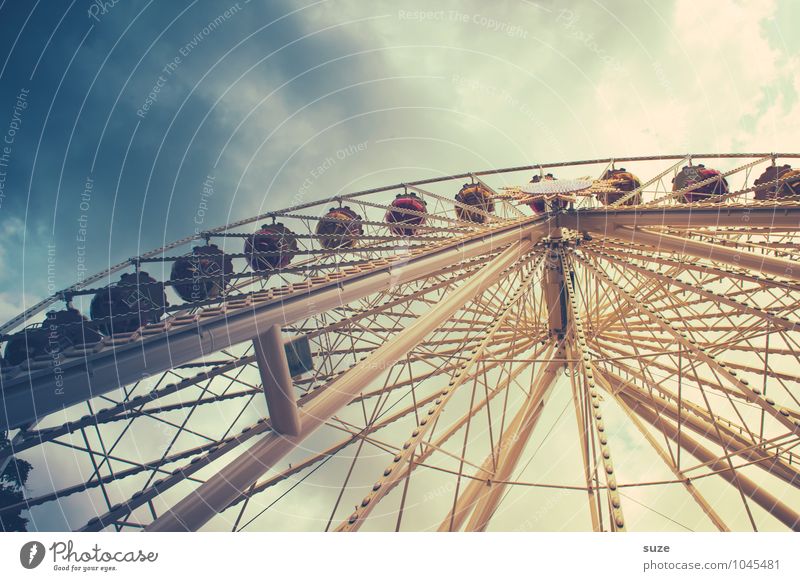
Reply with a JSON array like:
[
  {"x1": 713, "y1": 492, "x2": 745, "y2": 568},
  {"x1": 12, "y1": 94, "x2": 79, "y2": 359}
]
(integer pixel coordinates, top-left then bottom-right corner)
[
  {"x1": 542, "y1": 244, "x2": 567, "y2": 335},
  {"x1": 252, "y1": 325, "x2": 300, "y2": 436}
]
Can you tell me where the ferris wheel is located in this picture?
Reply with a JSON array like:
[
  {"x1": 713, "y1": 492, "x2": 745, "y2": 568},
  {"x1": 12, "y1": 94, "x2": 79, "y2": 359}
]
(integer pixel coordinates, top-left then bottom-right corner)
[{"x1": 1, "y1": 153, "x2": 800, "y2": 532}]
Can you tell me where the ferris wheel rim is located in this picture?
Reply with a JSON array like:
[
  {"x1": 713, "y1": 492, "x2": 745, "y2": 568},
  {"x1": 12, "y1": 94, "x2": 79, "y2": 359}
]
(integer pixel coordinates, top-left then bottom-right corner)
[{"x1": 3, "y1": 151, "x2": 799, "y2": 336}]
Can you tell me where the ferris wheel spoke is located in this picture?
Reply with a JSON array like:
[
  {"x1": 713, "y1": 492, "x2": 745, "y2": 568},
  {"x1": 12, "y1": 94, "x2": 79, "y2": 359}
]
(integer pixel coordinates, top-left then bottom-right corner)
[
  {"x1": 588, "y1": 255, "x2": 800, "y2": 417},
  {"x1": 608, "y1": 226, "x2": 799, "y2": 280},
  {"x1": 596, "y1": 322, "x2": 787, "y2": 416},
  {"x1": 333, "y1": 260, "x2": 542, "y2": 532},
  {"x1": 582, "y1": 240, "x2": 800, "y2": 299},
  {"x1": 336, "y1": 304, "x2": 543, "y2": 531},
  {"x1": 614, "y1": 389, "x2": 800, "y2": 531},
  {"x1": 675, "y1": 230, "x2": 800, "y2": 262},
  {"x1": 589, "y1": 245, "x2": 799, "y2": 328},
  {"x1": 623, "y1": 361, "x2": 764, "y2": 533},
  {"x1": 320, "y1": 306, "x2": 517, "y2": 532},
  {"x1": 5, "y1": 351, "x2": 259, "y2": 458},
  {"x1": 67, "y1": 258, "x2": 494, "y2": 472},
  {"x1": 437, "y1": 339, "x2": 558, "y2": 532},
  {"x1": 578, "y1": 252, "x2": 676, "y2": 333},
  {"x1": 589, "y1": 337, "x2": 756, "y2": 407},
  {"x1": 3, "y1": 369, "x2": 262, "y2": 524},
  {"x1": 414, "y1": 338, "x2": 555, "y2": 526},
  {"x1": 96, "y1": 372, "x2": 264, "y2": 529},
  {"x1": 709, "y1": 330, "x2": 800, "y2": 413},
  {"x1": 2, "y1": 362, "x2": 258, "y2": 498},
  {"x1": 582, "y1": 254, "x2": 748, "y2": 357},
  {"x1": 320, "y1": 358, "x2": 420, "y2": 532},
  {"x1": 596, "y1": 370, "x2": 730, "y2": 531},
  {"x1": 563, "y1": 340, "x2": 602, "y2": 531},
  {"x1": 562, "y1": 248, "x2": 628, "y2": 531},
  {"x1": 75, "y1": 355, "x2": 281, "y2": 530},
  {"x1": 583, "y1": 240, "x2": 800, "y2": 320},
  {"x1": 577, "y1": 252, "x2": 800, "y2": 440},
  {"x1": 388, "y1": 254, "x2": 556, "y2": 528},
  {"x1": 352, "y1": 333, "x2": 542, "y2": 409},
  {"x1": 597, "y1": 360, "x2": 800, "y2": 486},
  {"x1": 0, "y1": 434, "x2": 218, "y2": 520},
  {"x1": 670, "y1": 432, "x2": 800, "y2": 481},
  {"x1": 285, "y1": 254, "x2": 496, "y2": 336},
  {"x1": 464, "y1": 344, "x2": 565, "y2": 532}
]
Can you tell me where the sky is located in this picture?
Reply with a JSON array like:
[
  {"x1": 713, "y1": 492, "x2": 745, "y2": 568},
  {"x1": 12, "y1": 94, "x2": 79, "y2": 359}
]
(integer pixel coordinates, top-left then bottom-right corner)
[{"x1": 1, "y1": 0, "x2": 799, "y2": 531}]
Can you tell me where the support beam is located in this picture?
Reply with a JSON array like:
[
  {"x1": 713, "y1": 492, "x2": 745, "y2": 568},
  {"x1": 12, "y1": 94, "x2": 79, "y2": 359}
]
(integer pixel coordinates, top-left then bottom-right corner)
[
  {"x1": 595, "y1": 371, "x2": 730, "y2": 532},
  {"x1": 335, "y1": 251, "x2": 544, "y2": 531},
  {"x1": 465, "y1": 345, "x2": 565, "y2": 531},
  {"x1": 566, "y1": 341, "x2": 602, "y2": 531},
  {"x1": 608, "y1": 370, "x2": 800, "y2": 487},
  {"x1": 78, "y1": 336, "x2": 541, "y2": 531},
  {"x1": 145, "y1": 237, "x2": 535, "y2": 531},
  {"x1": 618, "y1": 392, "x2": 800, "y2": 531},
  {"x1": 564, "y1": 205, "x2": 800, "y2": 232},
  {"x1": 575, "y1": 252, "x2": 800, "y2": 436},
  {"x1": 252, "y1": 325, "x2": 300, "y2": 436},
  {"x1": 1, "y1": 218, "x2": 550, "y2": 431},
  {"x1": 609, "y1": 226, "x2": 798, "y2": 280},
  {"x1": 438, "y1": 344, "x2": 558, "y2": 531}
]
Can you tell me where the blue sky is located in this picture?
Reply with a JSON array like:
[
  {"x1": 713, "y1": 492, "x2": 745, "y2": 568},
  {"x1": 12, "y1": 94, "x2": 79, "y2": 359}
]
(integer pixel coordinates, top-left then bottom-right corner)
[{"x1": 0, "y1": 0, "x2": 798, "y2": 321}]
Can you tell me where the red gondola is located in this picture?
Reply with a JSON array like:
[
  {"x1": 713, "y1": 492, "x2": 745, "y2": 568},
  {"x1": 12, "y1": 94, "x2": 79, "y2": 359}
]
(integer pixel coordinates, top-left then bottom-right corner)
[
  {"x1": 386, "y1": 193, "x2": 427, "y2": 236},
  {"x1": 673, "y1": 164, "x2": 729, "y2": 202},
  {"x1": 528, "y1": 197, "x2": 547, "y2": 214}
]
